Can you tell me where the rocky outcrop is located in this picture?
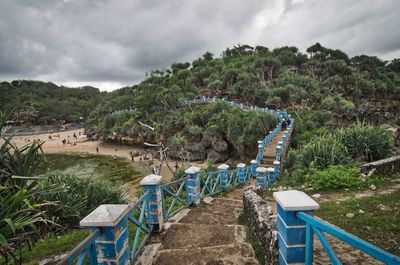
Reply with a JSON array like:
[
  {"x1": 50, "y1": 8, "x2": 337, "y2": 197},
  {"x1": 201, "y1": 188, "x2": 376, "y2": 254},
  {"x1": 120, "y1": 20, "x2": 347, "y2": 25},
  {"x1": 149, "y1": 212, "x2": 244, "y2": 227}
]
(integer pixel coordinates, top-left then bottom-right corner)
[
  {"x1": 207, "y1": 149, "x2": 229, "y2": 163},
  {"x1": 211, "y1": 139, "x2": 228, "y2": 152},
  {"x1": 243, "y1": 186, "x2": 278, "y2": 265},
  {"x1": 185, "y1": 142, "x2": 207, "y2": 161}
]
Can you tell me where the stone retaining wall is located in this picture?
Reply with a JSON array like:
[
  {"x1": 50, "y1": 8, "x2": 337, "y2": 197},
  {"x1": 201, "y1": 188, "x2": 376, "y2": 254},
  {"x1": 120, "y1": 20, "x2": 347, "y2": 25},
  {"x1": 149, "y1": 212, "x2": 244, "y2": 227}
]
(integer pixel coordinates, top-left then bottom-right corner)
[
  {"x1": 361, "y1": 155, "x2": 400, "y2": 174},
  {"x1": 243, "y1": 186, "x2": 278, "y2": 265}
]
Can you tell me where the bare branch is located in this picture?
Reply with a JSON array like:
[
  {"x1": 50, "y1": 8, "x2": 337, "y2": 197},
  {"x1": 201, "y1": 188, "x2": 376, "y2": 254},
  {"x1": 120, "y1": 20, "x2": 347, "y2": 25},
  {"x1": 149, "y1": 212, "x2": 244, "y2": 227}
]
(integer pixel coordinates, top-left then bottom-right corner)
[
  {"x1": 138, "y1": 121, "x2": 154, "y2": 131},
  {"x1": 144, "y1": 142, "x2": 159, "y2": 147}
]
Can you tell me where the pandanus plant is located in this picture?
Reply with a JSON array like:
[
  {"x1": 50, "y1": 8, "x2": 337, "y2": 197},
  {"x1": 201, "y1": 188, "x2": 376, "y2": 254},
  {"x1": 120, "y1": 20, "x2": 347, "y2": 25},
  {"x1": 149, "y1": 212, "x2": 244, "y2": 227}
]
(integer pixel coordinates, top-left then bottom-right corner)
[{"x1": 0, "y1": 110, "x2": 50, "y2": 264}]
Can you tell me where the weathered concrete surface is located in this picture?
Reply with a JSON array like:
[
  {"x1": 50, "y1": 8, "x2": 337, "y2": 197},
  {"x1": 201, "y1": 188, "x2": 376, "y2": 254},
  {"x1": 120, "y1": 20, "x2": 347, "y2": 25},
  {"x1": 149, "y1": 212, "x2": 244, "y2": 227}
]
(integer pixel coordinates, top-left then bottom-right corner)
[
  {"x1": 151, "y1": 184, "x2": 260, "y2": 265},
  {"x1": 159, "y1": 224, "x2": 235, "y2": 249}
]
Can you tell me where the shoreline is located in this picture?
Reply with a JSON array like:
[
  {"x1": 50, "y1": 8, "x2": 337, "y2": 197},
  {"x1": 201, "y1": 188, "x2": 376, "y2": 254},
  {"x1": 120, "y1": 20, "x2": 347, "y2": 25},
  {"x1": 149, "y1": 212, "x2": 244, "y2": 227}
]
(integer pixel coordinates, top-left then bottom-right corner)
[{"x1": 5, "y1": 129, "x2": 208, "y2": 193}]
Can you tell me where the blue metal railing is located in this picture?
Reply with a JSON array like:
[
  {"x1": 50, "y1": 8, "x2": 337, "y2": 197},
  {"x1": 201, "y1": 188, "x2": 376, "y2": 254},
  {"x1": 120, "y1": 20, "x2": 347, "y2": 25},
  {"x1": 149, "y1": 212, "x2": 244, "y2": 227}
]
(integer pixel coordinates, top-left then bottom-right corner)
[
  {"x1": 58, "y1": 229, "x2": 99, "y2": 265},
  {"x1": 128, "y1": 191, "x2": 153, "y2": 263},
  {"x1": 297, "y1": 212, "x2": 400, "y2": 265},
  {"x1": 199, "y1": 171, "x2": 221, "y2": 198},
  {"x1": 161, "y1": 177, "x2": 190, "y2": 221},
  {"x1": 108, "y1": 96, "x2": 288, "y2": 121},
  {"x1": 160, "y1": 166, "x2": 255, "y2": 221}
]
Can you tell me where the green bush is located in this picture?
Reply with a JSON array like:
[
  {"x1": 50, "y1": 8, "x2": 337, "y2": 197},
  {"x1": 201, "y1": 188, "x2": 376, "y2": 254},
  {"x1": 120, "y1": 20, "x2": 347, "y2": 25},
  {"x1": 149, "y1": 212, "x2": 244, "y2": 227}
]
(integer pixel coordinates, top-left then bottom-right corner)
[
  {"x1": 37, "y1": 173, "x2": 127, "y2": 228},
  {"x1": 298, "y1": 135, "x2": 351, "y2": 169},
  {"x1": 337, "y1": 122, "x2": 394, "y2": 162},
  {"x1": 292, "y1": 165, "x2": 363, "y2": 190},
  {"x1": 321, "y1": 96, "x2": 355, "y2": 116}
]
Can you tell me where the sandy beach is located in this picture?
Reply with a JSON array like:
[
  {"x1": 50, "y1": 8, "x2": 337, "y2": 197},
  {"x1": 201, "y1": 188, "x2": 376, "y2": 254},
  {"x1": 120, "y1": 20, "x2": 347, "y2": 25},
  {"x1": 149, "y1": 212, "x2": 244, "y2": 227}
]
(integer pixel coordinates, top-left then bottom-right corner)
[{"x1": 6, "y1": 128, "x2": 207, "y2": 182}]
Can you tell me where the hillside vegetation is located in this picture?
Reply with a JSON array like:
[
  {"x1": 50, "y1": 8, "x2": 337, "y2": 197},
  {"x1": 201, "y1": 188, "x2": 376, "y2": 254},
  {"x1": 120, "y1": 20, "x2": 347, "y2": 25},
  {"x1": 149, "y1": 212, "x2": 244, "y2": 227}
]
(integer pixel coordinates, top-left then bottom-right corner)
[
  {"x1": 85, "y1": 43, "x2": 400, "y2": 160},
  {"x1": 0, "y1": 80, "x2": 104, "y2": 124}
]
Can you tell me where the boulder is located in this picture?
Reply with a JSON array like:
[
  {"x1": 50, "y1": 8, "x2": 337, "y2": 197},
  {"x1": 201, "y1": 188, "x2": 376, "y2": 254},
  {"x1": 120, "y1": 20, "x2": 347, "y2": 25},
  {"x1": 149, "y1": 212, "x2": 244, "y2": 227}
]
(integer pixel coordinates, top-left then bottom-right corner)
[
  {"x1": 211, "y1": 139, "x2": 228, "y2": 152},
  {"x1": 185, "y1": 142, "x2": 206, "y2": 161}
]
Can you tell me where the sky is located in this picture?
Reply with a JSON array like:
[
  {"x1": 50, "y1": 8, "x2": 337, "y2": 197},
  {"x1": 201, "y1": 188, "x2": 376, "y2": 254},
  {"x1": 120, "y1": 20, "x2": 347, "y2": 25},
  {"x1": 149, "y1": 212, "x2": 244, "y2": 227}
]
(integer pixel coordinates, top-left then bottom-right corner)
[{"x1": 0, "y1": 0, "x2": 399, "y2": 91}]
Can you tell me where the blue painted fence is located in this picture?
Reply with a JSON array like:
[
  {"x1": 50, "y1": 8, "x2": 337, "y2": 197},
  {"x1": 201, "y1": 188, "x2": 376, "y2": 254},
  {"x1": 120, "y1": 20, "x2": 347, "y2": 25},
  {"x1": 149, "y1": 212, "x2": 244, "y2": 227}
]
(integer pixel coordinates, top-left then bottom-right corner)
[{"x1": 297, "y1": 212, "x2": 400, "y2": 265}]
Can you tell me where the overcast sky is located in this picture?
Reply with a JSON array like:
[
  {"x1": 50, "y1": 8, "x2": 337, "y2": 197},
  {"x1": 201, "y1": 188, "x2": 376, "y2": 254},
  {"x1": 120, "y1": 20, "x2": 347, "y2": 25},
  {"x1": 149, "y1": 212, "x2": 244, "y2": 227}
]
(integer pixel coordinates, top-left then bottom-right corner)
[{"x1": 1, "y1": 0, "x2": 399, "y2": 91}]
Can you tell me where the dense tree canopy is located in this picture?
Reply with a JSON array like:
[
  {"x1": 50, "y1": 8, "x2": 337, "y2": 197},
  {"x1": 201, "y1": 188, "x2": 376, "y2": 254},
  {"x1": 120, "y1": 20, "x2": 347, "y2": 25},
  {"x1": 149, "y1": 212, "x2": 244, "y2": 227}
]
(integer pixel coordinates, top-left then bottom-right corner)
[{"x1": 0, "y1": 80, "x2": 104, "y2": 124}]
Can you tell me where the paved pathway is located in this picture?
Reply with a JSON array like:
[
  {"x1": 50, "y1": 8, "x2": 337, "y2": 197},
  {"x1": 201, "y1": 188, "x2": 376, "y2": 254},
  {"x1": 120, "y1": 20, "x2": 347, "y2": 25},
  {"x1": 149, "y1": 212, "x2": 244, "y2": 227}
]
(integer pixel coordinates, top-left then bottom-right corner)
[{"x1": 148, "y1": 185, "x2": 259, "y2": 265}]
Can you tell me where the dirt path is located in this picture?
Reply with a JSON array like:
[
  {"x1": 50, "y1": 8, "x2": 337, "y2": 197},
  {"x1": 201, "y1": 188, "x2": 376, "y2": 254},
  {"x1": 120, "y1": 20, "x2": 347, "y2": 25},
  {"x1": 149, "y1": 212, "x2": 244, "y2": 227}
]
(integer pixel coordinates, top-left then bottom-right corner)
[
  {"x1": 145, "y1": 183, "x2": 259, "y2": 265},
  {"x1": 317, "y1": 179, "x2": 400, "y2": 203}
]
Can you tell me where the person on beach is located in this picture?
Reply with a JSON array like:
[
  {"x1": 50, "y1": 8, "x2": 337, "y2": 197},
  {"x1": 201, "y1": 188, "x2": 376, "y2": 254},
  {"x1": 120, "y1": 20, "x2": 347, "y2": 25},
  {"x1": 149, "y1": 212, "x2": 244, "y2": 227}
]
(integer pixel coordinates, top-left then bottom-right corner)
[{"x1": 96, "y1": 146, "x2": 99, "y2": 155}]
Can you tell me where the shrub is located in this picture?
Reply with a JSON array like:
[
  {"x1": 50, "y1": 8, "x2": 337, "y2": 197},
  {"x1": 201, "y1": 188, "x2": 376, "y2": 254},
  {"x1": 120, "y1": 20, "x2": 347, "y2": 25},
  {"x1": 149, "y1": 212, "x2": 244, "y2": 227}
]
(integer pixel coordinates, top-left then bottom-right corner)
[
  {"x1": 298, "y1": 135, "x2": 351, "y2": 169},
  {"x1": 321, "y1": 96, "x2": 355, "y2": 116},
  {"x1": 37, "y1": 173, "x2": 127, "y2": 228},
  {"x1": 292, "y1": 165, "x2": 363, "y2": 190},
  {"x1": 337, "y1": 122, "x2": 394, "y2": 162}
]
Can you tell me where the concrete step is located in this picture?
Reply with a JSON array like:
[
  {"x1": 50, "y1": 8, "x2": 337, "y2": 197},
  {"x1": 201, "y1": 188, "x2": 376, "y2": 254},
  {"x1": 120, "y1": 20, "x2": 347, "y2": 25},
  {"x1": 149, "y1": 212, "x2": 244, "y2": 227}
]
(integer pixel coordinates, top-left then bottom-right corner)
[
  {"x1": 154, "y1": 244, "x2": 259, "y2": 265},
  {"x1": 159, "y1": 223, "x2": 236, "y2": 250},
  {"x1": 180, "y1": 208, "x2": 239, "y2": 225},
  {"x1": 153, "y1": 224, "x2": 259, "y2": 265}
]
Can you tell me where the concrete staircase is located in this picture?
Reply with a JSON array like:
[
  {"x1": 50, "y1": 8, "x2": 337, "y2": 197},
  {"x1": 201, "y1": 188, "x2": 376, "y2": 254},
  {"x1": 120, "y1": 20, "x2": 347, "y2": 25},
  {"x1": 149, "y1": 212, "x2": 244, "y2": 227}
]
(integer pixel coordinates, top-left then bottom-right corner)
[
  {"x1": 148, "y1": 184, "x2": 260, "y2": 265},
  {"x1": 259, "y1": 130, "x2": 287, "y2": 168}
]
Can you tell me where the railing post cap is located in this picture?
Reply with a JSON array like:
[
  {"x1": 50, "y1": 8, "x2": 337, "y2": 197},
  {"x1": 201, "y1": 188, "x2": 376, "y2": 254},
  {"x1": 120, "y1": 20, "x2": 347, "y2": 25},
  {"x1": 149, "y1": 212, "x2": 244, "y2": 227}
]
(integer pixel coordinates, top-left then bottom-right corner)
[
  {"x1": 79, "y1": 204, "x2": 130, "y2": 227},
  {"x1": 250, "y1": 160, "x2": 258, "y2": 164},
  {"x1": 256, "y1": 166, "x2": 267, "y2": 173},
  {"x1": 185, "y1": 166, "x2": 200, "y2": 174},
  {"x1": 217, "y1": 164, "x2": 230, "y2": 170},
  {"x1": 273, "y1": 190, "x2": 320, "y2": 211},
  {"x1": 140, "y1": 174, "x2": 163, "y2": 186},
  {"x1": 237, "y1": 163, "x2": 246, "y2": 168},
  {"x1": 266, "y1": 167, "x2": 275, "y2": 172},
  {"x1": 273, "y1": 161, "x2": 280, "y2": 165}
]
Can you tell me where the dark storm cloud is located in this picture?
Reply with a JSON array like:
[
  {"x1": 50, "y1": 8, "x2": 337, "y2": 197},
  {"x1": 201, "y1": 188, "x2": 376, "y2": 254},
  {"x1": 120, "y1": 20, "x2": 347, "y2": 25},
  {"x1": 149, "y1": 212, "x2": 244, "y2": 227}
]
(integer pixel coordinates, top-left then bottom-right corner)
[{"x1": 0, "y1": 0, "x2": 399, "y2": 90}]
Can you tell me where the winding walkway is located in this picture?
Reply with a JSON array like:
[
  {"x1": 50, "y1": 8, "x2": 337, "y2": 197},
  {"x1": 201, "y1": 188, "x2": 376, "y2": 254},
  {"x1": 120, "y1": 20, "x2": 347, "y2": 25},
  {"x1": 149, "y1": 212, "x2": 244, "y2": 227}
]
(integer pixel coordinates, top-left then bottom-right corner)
[
  {"x1": 138, "y1": 129, "x2": 289, "y2": 264},
  {"x1": 151, "y1": 185, "x2": 258, "y2": 265}
]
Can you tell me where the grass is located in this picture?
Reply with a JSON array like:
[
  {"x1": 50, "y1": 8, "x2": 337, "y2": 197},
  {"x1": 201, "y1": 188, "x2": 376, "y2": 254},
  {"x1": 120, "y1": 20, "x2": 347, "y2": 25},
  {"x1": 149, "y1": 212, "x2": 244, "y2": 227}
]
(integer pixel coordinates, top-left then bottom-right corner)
[
  {"x1": 36, "y1": 154, "x2": 144, "y2": 185},
  {"x1": 269, "y1": 169, "x2": 398, "y2": 195},
  {"x1": 9, "y1": 230, "x2": 89, "y2": 265},
  {"x1": 15, "y1": 211, "x2": 149, "y2": 264},
  {"x1": 317, "y1": 190, "x2": 400, "y2": 256}
]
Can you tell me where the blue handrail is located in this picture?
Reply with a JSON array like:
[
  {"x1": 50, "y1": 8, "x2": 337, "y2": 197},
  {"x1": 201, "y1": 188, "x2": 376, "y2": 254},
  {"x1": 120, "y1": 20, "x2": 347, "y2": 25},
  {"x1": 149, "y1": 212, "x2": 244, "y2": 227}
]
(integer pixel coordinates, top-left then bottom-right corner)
[
  {"x1": 58, "y1": 229, "x2": 99, "y2": 265},
  {"x1": 161, "y1": 177, "x2": 190, "y2": 220},
  {"x1": 199, "y1": 171, "x2": 220, "y2": 198},
  {"x1": 297, "y1": 211, "x2": 400, "y2": 265},
  {"x1": 128, "y1": 190, "x2": 153, "y2": 263}
]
